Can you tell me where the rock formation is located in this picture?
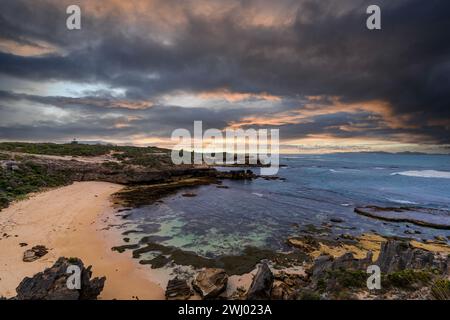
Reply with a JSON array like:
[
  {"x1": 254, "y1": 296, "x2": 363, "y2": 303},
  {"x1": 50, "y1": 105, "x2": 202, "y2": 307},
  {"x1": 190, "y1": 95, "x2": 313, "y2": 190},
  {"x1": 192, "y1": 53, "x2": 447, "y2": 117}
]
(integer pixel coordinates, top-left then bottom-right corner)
[
  {"x1": 246, "y1": 263, "x2": 274, "y2": 300},
  {"x1": 22, "y1": 245, "x2": 48, "y2": 262},
  {"x1": 165, "y1": 277, "x2": 192, "y2": 300},
  {"x1": 192, "y1": 268, "x2": 228, "y2": 299},
  {"x1": 375, "y1": 240, "x2": 448, "y2": 274},
  {"x1": 14, "y1": 257, "x2": 105, "y2": 300}
]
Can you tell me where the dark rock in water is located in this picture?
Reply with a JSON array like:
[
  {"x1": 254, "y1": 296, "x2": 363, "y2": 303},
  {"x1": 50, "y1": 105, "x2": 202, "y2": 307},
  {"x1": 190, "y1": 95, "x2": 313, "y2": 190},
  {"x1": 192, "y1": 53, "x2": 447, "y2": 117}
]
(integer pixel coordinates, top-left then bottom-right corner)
[
  {"x1": 354, "y1": 206, "x2": 450, "y2": 229},
  {"x1": 339, "y1": 233, "x2": 355, "y2": 240},
  {"x1": 165, "y1": 277, "x2": 192, "y2": 300},
  {"x1": 132, "y1": 242, "x2": 307, "y2": 276},
  {"x1": 15, "y1": 257, "x2": 105, "y2": 300},
  {"x1": 330, "y1": 217, "x2": 344, "y2": 223},
  {"x1": 192, "y1": 268, "x2": 228, "y2": 299},
  {"x1": 404, "y1": 229, "x2": 421, "y2": 235},
  {"x1": 216, "y1": 170, "x2": 256, "y2": 180},
  {"x1": 434, "y1": 235, "x2": 447, "y2": 243},
  {"x1": 375, "y1": 240, "x2": 448, "y2": 274},
  {"x1": 140, "y1": 255, "x2": 171, "y2": 269},
  {"x1": 216, "y1": 185, "x2": 229, "y2": 189},
  {"x1": 111, "y1": 244, "x2": 140, "y2": 253},
  {"x1": 246, "y1": 263, "x2": 274, "y2": 300},
  {"x1": 23, "y1": 245, "x2": 48, "y2": 262},
  {"x1": 182, "y1": 193, "x2": 197, "y2": 197}
]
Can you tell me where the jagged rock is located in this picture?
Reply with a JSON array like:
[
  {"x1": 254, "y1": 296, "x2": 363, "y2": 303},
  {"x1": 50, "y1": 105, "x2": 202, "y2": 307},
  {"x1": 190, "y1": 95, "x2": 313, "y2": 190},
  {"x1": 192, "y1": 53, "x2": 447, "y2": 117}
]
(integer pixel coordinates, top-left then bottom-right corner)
[
  {"x1": 165, "y1": 277, "x2": 192, "y2": 300},
  {"x1": 310, "y1": 251, "x2": 373, "y2": 282},
  {"x1": 375, "y1": 240, "x2": 448, "y2": 274},
  {"x1": 246, "y1": 263, "x2": 274, "y2": 300},
  {"x1": 192, "y1": 268, "x2": 228, "y2": 299},
  {"x1": 310, "y1": 239, "x2": 449, "y2": 280},
  {"x1": 15, "y1": 257, "x2": 105, "y2": 300},
  {"x1": 309, "y1": 255, "x2": 333, "y2": 280},
  {"x1": 23, "y1": 245, "x2": 48, "y2": 262}
]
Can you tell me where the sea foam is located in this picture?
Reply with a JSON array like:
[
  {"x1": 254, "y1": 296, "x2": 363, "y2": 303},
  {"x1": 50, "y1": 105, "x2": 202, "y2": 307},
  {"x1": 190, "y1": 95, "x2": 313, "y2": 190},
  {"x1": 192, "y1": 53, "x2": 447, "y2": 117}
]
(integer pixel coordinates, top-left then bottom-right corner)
[{"x1": 391, "y1": 170, "x2": 450, "y2": 179}]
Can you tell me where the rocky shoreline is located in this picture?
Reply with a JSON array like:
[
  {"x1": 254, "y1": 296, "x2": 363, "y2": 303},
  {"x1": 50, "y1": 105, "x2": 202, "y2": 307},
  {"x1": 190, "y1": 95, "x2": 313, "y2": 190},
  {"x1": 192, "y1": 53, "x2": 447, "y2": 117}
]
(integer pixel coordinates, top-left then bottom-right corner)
[
  {"x1": 106, "y1": 209, "x2": 450, "y2": 300},
  {"x1": 1, "y1": 145, "x2": 449, "y2": 300}
]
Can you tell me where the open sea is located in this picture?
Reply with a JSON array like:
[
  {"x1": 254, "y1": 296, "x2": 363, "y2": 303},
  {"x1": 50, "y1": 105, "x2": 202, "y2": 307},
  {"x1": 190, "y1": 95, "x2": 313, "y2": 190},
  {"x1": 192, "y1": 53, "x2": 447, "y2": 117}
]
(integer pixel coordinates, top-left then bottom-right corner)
[{"x1": 120, "y1": 153, "x2": 450, "y2": 258}]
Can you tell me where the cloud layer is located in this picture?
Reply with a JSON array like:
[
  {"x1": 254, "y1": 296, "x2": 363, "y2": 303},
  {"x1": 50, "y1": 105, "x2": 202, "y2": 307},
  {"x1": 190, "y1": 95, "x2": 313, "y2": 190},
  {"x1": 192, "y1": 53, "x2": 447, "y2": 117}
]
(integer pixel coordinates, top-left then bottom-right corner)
[{"x1": 0, "y1": 0, "x2": 449, "y2": 152}]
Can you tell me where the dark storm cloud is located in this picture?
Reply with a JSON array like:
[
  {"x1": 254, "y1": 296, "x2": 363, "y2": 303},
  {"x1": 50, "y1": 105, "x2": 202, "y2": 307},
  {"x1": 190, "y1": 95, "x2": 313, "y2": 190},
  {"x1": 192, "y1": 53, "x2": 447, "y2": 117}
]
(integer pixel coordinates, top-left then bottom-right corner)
[{"x1": 0, "y1": 0, "x2": 449, "y2": 144}]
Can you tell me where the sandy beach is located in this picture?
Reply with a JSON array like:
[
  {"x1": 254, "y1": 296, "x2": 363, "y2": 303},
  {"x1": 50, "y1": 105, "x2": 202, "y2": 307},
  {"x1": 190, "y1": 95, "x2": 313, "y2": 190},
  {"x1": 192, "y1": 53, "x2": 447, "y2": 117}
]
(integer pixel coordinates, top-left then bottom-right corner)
[{"x1": 0, "y1": 181, "x2": 165, "y2": 299}]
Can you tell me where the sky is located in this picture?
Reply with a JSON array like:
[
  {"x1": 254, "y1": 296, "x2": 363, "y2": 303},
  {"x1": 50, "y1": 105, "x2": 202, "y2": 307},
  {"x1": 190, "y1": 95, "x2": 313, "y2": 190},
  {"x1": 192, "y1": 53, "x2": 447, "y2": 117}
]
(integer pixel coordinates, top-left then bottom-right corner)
[{"x1": 0, "y1": 0, "x2": 449, "y2": 153}]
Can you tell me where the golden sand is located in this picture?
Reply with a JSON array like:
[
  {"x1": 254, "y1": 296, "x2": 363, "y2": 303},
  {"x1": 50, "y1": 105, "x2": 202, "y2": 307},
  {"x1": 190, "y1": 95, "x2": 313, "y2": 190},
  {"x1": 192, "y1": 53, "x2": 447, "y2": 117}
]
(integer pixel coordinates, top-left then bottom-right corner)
[{"x1": 0, "y1": 181, "x2": 164, "y2": 299}]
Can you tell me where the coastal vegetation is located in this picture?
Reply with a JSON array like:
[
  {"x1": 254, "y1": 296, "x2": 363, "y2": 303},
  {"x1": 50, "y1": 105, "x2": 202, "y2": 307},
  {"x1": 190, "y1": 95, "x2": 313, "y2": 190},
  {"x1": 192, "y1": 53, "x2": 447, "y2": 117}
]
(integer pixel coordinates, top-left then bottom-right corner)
[
  {"x1": 1, "y1": 142, "x2": 449, "y2": 301},
  {"x1": 0, "y1": 142, "x2": 170, "y2": 161},
  {"x1": 0, "y1": 160, "x2": 72, "y2": 209},
  {"x1": 0, "y1": 142, "x2": 114, "y2": 157},
  {"x1": 0, "y1": 142, "x2": 255, "y2": 210},
  {"x1": 0, "y1": 142, "x2": 173, "y2": 209}
]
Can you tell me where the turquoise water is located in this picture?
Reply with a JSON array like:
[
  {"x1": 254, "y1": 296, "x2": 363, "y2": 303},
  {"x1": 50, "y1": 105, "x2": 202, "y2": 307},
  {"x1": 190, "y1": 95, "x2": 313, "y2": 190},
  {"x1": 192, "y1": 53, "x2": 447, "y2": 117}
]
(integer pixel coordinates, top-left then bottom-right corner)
[{"x1": 122, "y1": 153, "x2": 450, "y2": 257}]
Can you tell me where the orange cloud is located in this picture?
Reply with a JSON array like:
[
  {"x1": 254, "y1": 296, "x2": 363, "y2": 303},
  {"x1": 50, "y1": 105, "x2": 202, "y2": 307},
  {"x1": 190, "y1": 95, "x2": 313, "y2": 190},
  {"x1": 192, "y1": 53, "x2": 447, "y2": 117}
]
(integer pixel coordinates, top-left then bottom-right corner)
[
  {"x1": 228, "y1": 96, "x2": 417, "y2": 131},
  {"x1": 0, "y1": 38, "x2": 61, "y2": 57},
  {"x1": 198, "y1": 88, "x2": 281, "y2": 102}
]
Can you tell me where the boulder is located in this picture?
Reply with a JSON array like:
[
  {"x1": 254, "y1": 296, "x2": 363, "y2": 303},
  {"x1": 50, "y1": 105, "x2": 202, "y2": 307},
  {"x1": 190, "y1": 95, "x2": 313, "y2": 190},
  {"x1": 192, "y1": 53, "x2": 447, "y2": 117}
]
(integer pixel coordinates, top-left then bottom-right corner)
[
  {"x1": 165, "y1": 277, "x2": 192, "y2": 300},
  {"x1": 23, "y1": 245, "x2": 48, "y2": 262},
  {"x1": 193, "y1": 268, "x2": 228, "y2": 299},
  {"x1": 246, "y1": 263, "x2": 274, "y2": 300},
  {"x1": 15, "y1": 257, "x2": 105, "y2": 300}
]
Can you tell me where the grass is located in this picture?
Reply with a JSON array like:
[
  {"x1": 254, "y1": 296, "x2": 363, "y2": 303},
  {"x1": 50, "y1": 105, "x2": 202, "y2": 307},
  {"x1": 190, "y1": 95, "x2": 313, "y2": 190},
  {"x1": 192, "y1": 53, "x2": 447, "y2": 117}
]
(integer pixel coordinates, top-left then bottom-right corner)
[
  {"x1": 329, "y1": 269, "x2": 367, "y2": 288},
  {"x1": 101, "y1": 161, "x2": 125, "y2": 170},
  {"x1": 431, "y1": 279, "x2": 450, "y2": 300},
  {"x1": 0, "y1": 142, "x2": 113, "y2": 157},
  {"x1": 383, "y1": 269, "x2": 432, "y2": 289},
  {"x1": 0, "y1": 161, "x2": 73, "y2": 210},
  {"x1": 0, "y1": 142, "x2": 176, "y2": 210},
  {"x1": 111, "y1": 146, "x2": 172, "y2": 168},
  {"x1": 0, "y1": 142, "x2": 170, "y2": 160},
  {"x1": 0, "y1": 142, "x2": 173, "y2": 169},
  {"x1": 0, "y1": 153, "x2": 11, "y2": 160},
  {"x1": 315, "y1": 268, "x2": 367, "y2": 294}
]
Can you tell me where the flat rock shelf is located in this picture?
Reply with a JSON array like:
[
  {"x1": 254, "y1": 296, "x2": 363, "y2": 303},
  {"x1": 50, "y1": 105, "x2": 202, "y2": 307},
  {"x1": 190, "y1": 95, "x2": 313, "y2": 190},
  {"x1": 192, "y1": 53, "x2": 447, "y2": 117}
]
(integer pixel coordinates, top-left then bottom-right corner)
[{"x1": 354, "y1": 206, "x2": 450, "y2": 230}]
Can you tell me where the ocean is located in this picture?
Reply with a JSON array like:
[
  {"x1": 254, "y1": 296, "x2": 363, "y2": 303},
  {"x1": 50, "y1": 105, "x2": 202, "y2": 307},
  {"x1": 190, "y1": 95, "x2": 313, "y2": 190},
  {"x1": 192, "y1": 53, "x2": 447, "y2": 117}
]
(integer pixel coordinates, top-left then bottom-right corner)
[{"x1": 120, "y1": 153, "x2": 450, "y2": 258}]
